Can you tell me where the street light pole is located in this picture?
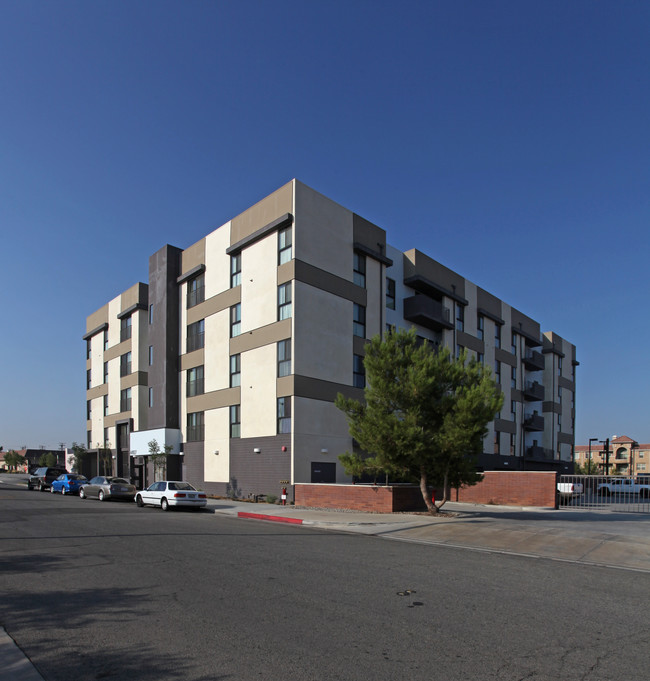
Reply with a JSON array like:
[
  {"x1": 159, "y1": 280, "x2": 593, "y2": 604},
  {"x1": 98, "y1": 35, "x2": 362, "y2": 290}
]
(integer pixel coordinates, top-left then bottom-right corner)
[{"x1": 588, "y1": 437, "x2": 598, "y2": 475}]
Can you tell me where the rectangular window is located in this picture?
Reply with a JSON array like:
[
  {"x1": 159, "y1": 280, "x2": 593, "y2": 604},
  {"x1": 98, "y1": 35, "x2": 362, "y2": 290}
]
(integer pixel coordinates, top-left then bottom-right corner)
[
  {"x1": 477, "y1": 315, "x2": 484, "y2": 340},
  {"x1": 86, "y1": 340, "x2": 91, "y2": 360},
  {"x1": 230, "y1": 405, "x2": 241, "y2": 438},
  {"x1": 120, "y1": 316, "x2": 132, "y2": 342},
  {"x1": 149, "y1": 346, "x2": 153, "y2": 366},
  {"x1": 87, "y1": 400, "x2": 92, "y2": 420},
  {"x1": 103, "y1": 361, "x2": 108, "y2": 384},
  {"x1": 103, "y1": 329, "x2": 108, "y2": 351},
  {"x1": 187, "y1": 365, "x2": 205, "y2": 397},
  {"x1": 353, "y1": 252, "x2": 366, "y2": 287},
  {"x1": 386, "y1": 277, "x2": 396, "y2": 310},
  {"x1": 494, "y1": 432, "x2": 500, "y2": 455},
  {"x1": 87, "y1": 369, "x2": 92, "y2": 390},
  {"x1": 456, "y1": 344, "x2": 464, "y2": 359},
  {"x1": 187, "y1": 412, "x2": 205, "y2": 442},
  {"x1": 558, "y1": 356, "x2": 563, "y2": 376},
  {"x1": 495, "y1": 324, "x2": 501, "y2": 349},
  {"x1": 230, "y1": 253, "x2": 241, "y2": 288},
  {"x1": 494, "y1": 360, "x2": 501, "y2": 384},
  {"x1": 278, "y1": 226, "x2": 292, "y2": 265},
  {"x1": 278, "y1": 283, "x2": 292, "y2": 320},
  {"x1": 149, "y1": 304, "x2": 154, "y2": 324},
  {"x1": 511, "y1": 399, "x2": 516, "y2": 420},
  {"x1": 510, "y1": 433, "x2": 516, "y2": 456},
  {"x1": 511, "y1": 332, "x2": 518, "y2": 355},
  {"x1": 230, "y1": 354, "x2": 241, "y2": 387},
  {"x1": 456, "y1": 304, "x2": 464, "y2": 332},
  {"x1": 148, "y1": 387, "x2": 153, "y2": 408},
  {"x1": 104, "y1": 428, "x2": 109, "y2": 447},
  {"x1": 353, "y1": 354, "x2": 366, "y2": 388},
  {"x1": 103, "y1": 394, "x2": 109, "y2": 417},
  {"x1": 87, "y1": 431, "x2": 92, "y2": 448},
  {"x1": 353, "y1": 303, "x2": 366, "y2": 338},
  {"x1": 558, "y1": 386, "x2": 562, "y2": 404},
  {"x1": 120, "y1": 351, "x2": 132, "y2": 377},
  {"x1": 120, "y1": 387, "x2": 131, "y2": 413},
  {"x1": 187, "y1": 273, "x2": 205, "y2": 309},
  {"x1": 277, "y1": 397, "x2": 291, "y2": 434},
  {"x1": 230, "y1": 304, "x2": 241, "y2": 337},
  {"x1": 187, "y1": 319, "x2": 205, "y2": 352},
  {"x1": 277, "y1": 340, "x2": 291, "y2": 377},
  {"x1": 477, "y1": 352, "x2": 484, "y2": 364},
  {"x1": 511, "y1": 366, "x2": 516, "y2": 389}
]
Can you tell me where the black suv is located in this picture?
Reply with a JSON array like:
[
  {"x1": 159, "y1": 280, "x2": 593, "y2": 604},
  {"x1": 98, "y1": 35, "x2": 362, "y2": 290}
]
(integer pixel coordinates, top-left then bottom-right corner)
[{"x1": 28, "y1": 467, "x2": 68, "y2": 491}]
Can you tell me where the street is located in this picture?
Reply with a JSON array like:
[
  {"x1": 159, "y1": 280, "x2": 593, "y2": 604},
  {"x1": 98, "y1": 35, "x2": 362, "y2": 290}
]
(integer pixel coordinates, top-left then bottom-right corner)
[{"x1": 1, "y1": 480, "x2": 649, "y2": 681}]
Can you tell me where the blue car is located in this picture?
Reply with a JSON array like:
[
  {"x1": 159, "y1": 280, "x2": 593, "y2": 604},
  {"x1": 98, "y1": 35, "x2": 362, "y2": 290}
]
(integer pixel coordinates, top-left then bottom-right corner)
[{"x1": 50, "y1": 474, "x2": 88, "y2": 495}]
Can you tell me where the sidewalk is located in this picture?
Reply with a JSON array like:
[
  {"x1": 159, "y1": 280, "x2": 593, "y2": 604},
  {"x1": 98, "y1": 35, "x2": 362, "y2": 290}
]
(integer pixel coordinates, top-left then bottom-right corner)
[{"x1": 206, "y1": 498, "x2": 650, "y2": 573}]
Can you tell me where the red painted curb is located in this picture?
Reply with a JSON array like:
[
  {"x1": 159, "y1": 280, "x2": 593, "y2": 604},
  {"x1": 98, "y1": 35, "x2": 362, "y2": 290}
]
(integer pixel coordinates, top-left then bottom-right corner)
[{"x1": 237, "y1": 511, "x2": 304, "y2": 525}]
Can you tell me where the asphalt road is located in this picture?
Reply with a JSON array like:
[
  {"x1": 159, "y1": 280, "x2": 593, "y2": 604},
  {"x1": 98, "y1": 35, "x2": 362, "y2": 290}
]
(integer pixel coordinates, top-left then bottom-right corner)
[{"x1": 1, "y1": 481, "x2": 649, "y2": 681}]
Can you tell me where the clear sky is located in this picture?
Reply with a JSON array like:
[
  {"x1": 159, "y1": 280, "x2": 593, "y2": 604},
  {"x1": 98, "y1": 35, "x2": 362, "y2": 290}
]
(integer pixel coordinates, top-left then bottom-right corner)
[{"x1": 1, "y1": 1, "x2": 648, "y2": 450}]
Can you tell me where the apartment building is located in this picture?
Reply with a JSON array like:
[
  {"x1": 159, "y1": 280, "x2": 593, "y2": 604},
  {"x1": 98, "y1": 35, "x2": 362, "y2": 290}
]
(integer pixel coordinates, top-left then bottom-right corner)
[
  {"x1": 83, "y1": 180, "x2": 577, "y2": 496},
  {"x1": 575, "y1": 435, "x2": 649, "y2": 476}
]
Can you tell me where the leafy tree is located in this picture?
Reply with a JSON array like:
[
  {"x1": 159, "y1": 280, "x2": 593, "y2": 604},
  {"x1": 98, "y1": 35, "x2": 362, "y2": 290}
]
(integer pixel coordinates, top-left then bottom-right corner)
[
  {"x1": 3, "y1": 450, "x2": 26, "y2": 471},
  {"x1": 69, "y1": 442, "x2": 88, "y2": 474},
  {"x1": 335, "y1": 328, "x2": 503, "y2": 514},
  {"x1": 575, "y1": 460, "x2": 599, "y2": 475},
  {"x1": 38, "y1": 452, "x2": 56, "y2": 467},
  {"x1": 97, "y1": 442, "x2": 113, "y2": 476},
  {"x1": 148, "y1": 439, "x2": 172, "y2": 481}
]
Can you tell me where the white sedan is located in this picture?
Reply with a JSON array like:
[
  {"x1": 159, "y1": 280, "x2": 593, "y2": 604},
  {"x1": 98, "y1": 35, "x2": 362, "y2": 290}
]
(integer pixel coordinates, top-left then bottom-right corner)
[{"x1": 135, "y1": 481, "x2": 207, "y2": 511}]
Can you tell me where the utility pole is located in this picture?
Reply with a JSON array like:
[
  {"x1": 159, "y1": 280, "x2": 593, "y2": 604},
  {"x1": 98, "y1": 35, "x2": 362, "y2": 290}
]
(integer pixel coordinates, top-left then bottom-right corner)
[{"x1": 600, "y1": 438, "x2": 611, "y2": 475}]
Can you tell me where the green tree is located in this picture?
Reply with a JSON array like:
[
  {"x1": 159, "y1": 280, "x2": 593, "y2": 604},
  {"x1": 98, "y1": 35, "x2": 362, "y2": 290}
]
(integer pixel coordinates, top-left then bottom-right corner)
[
  {"x1": 335, "y1": 328, "x2": 503, "y2": 514},
  {"x1": 575, "y1": 460, "x2": 599, "y2": 475},
  {"x1": 38, "y1": 452, "x2": 56, "y2": 467},
  {"x1": 3, "y1": 450, "x2": 26, "y2": 471},
  {"x1": 148, "y1": 439, "x2": 172, "y2": 481},
  {"x1": 69, "y1": 442, "x2": 87, "y2": 474},
  {"x1": 97, "y1": 442, "x2": 113, "y2": 475}
]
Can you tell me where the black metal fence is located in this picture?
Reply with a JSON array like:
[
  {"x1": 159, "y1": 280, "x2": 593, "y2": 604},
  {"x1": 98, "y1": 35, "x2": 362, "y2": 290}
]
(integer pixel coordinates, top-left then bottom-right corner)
[{"x1": 558, "y1": 474, "x2": 650, "y2": 513}]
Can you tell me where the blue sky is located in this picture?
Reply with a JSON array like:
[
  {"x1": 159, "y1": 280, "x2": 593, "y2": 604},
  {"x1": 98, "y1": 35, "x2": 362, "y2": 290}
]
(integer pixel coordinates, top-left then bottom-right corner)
[{"x1": 1, "y1": 1, "x2": 648, "y2": 450}]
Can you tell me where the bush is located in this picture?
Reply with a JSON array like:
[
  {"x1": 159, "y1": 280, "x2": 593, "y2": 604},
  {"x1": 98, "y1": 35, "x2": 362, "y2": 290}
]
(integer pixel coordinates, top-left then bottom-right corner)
[{"x1": 266, "y1": 494, "x2": 278, "y2": 504}]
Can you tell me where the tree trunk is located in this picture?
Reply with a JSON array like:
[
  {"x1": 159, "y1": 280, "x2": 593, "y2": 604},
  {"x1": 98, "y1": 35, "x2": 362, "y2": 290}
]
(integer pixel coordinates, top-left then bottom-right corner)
[{"x1": 419, "y1": 466, "x2": 439, "y2": 514}]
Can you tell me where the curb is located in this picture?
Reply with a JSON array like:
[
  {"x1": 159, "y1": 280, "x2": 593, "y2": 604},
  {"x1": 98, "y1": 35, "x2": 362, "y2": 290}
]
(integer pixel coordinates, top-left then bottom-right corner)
[{"x1": 237, "y1": 511, "x2": 304, "y2": 525}]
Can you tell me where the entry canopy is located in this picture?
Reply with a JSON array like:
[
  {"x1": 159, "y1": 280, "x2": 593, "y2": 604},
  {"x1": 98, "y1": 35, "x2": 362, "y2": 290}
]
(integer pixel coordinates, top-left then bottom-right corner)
[{"x1": 130, "y1": 428, "x2": 182, "y2": 457}]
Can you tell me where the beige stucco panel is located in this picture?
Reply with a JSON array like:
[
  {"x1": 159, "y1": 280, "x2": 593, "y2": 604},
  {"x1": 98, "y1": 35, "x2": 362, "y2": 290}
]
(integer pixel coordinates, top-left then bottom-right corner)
[
  {"x1": 241, "y1": 344, "x2": 277, "y2": 438},
  {"x1": 204, "y1": 221, "x2": 231, "y2": 298},
  {"x1": 107, "y1": 296, "x2": 122, "y2": 351},
  {"x1": 230, "y1": 181, "x2": 294, "y2": 244},
  {"x1": 294, "y1": 281, "x2": 352, "y2": 385},
  {"x1": 294, "y1": 180, "x2": 354, "y2": 281},
  {"x1": 292, "y1": 396, "x2": 352, "y2": 483},
  {"x1": 204, "y1": 309, "x2": 230, "y2": 393},
  {"x1": 204, "y1": 407, "x2": 231, "y2": 482},
  {"x1": 241, "y1": 234, "x2": 279, "y2": 332}
]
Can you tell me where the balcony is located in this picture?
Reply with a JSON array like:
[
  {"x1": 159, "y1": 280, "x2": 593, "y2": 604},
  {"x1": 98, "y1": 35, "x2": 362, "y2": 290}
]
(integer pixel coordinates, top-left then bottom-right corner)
[
  {"x1": 403, "y1": 295, "x2": 453, "y2": 332},
  {"x1": 523, "y1": 380, "x2": 544, "y2": 402},
  {"x1": 523, "y1": 412, "x2": 544, "y2": 431},
  {"x1": 523, "y1": 350, "x2": 544, "y2": 371},
  {"x1": 525, "y1": 445, "x2": 554, "y2": 462}
]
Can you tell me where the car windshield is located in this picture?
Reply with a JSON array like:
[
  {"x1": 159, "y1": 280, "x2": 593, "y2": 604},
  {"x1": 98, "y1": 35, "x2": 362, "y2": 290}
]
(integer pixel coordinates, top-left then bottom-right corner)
[
  {"x1": 169, "y1": 482, "x2": 196, "y2": 491},
  {"x1": 69, "y1": 475, "x2": 87, "y2": 480}
]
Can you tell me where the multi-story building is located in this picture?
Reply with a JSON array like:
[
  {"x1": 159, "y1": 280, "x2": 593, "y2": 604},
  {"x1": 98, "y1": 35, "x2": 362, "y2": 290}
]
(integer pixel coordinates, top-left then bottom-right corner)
[
  {"x1": 83, "y1": 180, "x2": 577, "y2": 496},
  {"x1": 575, "y1": 436, "x2": 649, "y2": 476}
]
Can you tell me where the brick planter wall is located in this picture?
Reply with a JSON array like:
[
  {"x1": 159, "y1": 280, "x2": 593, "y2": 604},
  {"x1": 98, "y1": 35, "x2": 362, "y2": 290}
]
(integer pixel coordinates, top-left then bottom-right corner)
[
  {"x1": 295, "y1": 484, "x2": 426, "y2": 512},
  {"x1": 453, "y1": 471, "x2": 557, "y2": 508}
]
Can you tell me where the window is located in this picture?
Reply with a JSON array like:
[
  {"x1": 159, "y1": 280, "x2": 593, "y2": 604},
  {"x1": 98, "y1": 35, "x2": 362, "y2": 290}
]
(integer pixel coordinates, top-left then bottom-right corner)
[
  {"x1": 230, "y1": 354, "x2": 241, "y2": 387},
  {"x1": 558, "y1": 386, "x2": 562, "y2": 404},
  {"x1": 120, "y1": 351, "x2": 132, "y2": 377},
  {"x1": 87, "y1": 369, "x2": 92, "y2": 390},
  {"x1": 456, "y1": 304, "x2": 464, "y2": 332},
  {"x1": 456, "y1": 344, "x2": 464, "y2": 359},
  {"x1": 278, "y1": 283, "x2": 292, "y2": 320},
  {"x1": 494, "y1": 360, "x2": 501, "y2": 384},
  {"x1": 510, "y1": 433, "x2": 516, "y2": 456},
  {"x1": 353, "y1": 252, "x2": 366, "y2": 287},
  {"x1": 353, "y1": 354, "x2": 365, "y2": 388},
  {"x1": 558, "y1": 356, "x2": 563, "y2": 377},
  {"x1": 187, "y1": 319, "x2": 205, "y2": 352},
  {"x1": 103, "y1": 362, "x2": 108, "y2": 384},
  {"x1": 353, "y1": 303, "x2": 366, "y2": 338},
  {"x1": 87, "y1": 400, "x2": 92, "y2": 420},
  {"x1": 477, "y1": 315, "x2": 484, "y2": 340},
  {"x1": 277, "y1": 397, "x2": 291, "y2": 434},
  {"x1": 230, "y1": 405, "x2": 241, "y2": 438},
  {"x1": 149, "y1": 346, "x2": 153, "y2": 366},
  {"x1": 148, "y1": 387, "x2": 153, "y2": 408},
  {"x1": 558, "y1": 413, "x2": 562, "y2": 429},
  {"x1": 187, "y1": 412, "x2": 204, "y2": 442},
  {"x1": 230, "y1": 253, "x2": 241, "y2": 288},
  {"x1": 120, "y1": 387, "x2": 131, "y2": 412},
  {"x1": 104, "y1": 428, "x2": 109, "y2": 446},
  {"x1": 149, "y1": 304, "x2": 154, "y2": 324},
  {"x1": 103, "y1": 394, "x2": 109, "y2": 417},
  {"x1": 495, "y1": 324, "x2": 501, "y2": 349},
  {"x1": 386, "y1": 277, "x2": 395, "y2": 310},
  {"x1": 278, "y1": 226, "x2": 292, "y2": 265},
  {"x1": 86, "y1": 340, "x2": 91, "y2": 360},
  {"x1": 87, "y1": 431, "x2": 92, "y2": 448},
  {"x1": 511, "y1": 332, "x2": 518, "y2": 355},
  {"x1": 511, "y1": 399, "x2": 516, "y2": 420},
  {"x1": 187, "y1": 365, "x2": 204, "y2": 397},
  {"x1": 120, "y1": 316, "x2": 132, "y2": 342},
  {"x1": 511, "y1": 366, "x2": 516, "y2": 389},
  {"x1": 494, "y1": 432, "x2": 500, "y2": 455},
  {"x1": 386, "y1": 324, "x2": 396, "y2": 335},
  {"x1": 230, "y1": 304, "x2": 241, "y2": 337},
  {"x1": 277, "y1": 340, "x2": 291, "y2": 377},
  {"x1": 477, "y1": 352, "x2": 484, "y2": 364},
  {"x1": 103, "y1": 329, "x2": 108, "y2": 351},
  {"x1": 187, "y1": 273, "x2": 205, "y2": 309}
]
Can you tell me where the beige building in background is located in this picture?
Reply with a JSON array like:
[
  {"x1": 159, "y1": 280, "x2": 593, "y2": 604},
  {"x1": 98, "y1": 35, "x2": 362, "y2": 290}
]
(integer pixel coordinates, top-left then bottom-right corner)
[
  {"x1": 575, "y1": 435, "x2": 649, "y2": 476},
  {"x1": 84, "y1": 180, "x2": 577, "y2": 497}
]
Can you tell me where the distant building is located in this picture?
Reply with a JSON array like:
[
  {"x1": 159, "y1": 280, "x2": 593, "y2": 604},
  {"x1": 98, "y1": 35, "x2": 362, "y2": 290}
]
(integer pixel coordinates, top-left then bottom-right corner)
[
  {"x1": 575, "y1": 435, "x2": 649, "y2": 476},
  {"x1": 16, "y1": 448, "x2": 66, "y2": 471},
  {"x1": 84, "y1": 180, "x2": 577, "y2": 495}
]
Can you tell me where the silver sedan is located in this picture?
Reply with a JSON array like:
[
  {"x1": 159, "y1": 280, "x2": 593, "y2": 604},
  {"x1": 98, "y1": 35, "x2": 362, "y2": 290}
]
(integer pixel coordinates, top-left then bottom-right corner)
[{"x1": 79, "y1": 476, "x2": 136, "y2": 502}]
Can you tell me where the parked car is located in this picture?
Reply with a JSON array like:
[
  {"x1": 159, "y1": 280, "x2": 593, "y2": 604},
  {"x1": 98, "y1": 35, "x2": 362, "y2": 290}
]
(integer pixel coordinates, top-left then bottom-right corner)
[
  {"x1": 50, "y1": 474, "x2": 88, "y2": 495},
  {"x1": 557, "y1": 481, "x2": 584, "y2": 503},
  {"x1": 135, "y1": 481, "x2": 207, "y2": 511},
  {"x1": 27, "y1": 467, "x2": 68, "y2": 491},
  {"x1": 597, "y1": 478, "x2": 650, "y2": 498},
  {"x1": 79, "y1": 476, "x2": 136, "y2": 502}
]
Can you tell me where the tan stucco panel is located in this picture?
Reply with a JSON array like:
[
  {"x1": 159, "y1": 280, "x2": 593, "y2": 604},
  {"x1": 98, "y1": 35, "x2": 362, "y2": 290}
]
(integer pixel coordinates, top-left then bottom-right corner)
[
  {"x1": 187, "y1": 386, "x2": 241, "y2": 412},
  {"x1": 86, "y1": 305, "x2": 108, "y2": 334},
  {"x1": 180, "y1": 348, "x2": 205, "y2": 372},
  {"x1": 181, "y1": 238, "x2": 206, "y2": 276},
  {"x1": 187, "y1": 287, "x2": 240, "y2": 326},
  {"x1": 229, "y1": 319, "x2": 292, "y2": 355},
  {"x1": 231, "y1": 181, "x2": 294, "y2": 244}
]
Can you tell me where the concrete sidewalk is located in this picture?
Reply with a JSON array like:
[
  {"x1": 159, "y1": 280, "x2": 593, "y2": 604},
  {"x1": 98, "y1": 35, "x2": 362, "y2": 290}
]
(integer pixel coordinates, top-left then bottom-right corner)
[{"x1": 207, "y1": 498, "x2": 650, "y2": 573}]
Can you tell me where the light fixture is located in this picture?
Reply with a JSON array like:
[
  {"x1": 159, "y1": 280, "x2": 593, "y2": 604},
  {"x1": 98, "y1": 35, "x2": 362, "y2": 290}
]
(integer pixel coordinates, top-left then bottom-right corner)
[
  {"x1": 214, "y1": 450, "x2": 219, "y2": 456},
  {"x1": 253, "y1": 448, "x2": 261, "y2": 454}
]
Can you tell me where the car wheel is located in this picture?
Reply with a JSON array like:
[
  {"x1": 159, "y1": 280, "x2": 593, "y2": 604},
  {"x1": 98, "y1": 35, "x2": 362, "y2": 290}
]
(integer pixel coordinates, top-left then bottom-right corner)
[
  {"x1": 61, "y1": 487, "x2": 67, "y2": 496},
  {"x1": 98, "y1": 490, "x2": 105, "y2": 502},
  {"x1": 39, "y1": 483, "x2": 46, "y2": 492},
  {"x1": 161, "y1": 498, "x2": 170, "y2": 512},
  {"x1": 50, "y1": 485, "x2": 56, "y2": 494},
  {"x1": 79, "y1": 488, "x2": 86, "y2": 499},
  {"x1": 136, "y1": 495, "x2": 144, "y2": 508}
]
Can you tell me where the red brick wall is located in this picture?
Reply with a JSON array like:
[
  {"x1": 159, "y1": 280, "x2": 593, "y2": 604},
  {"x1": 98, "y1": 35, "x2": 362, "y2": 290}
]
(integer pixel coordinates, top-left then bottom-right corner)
[
  {"x1": 295, "y1": 484, "x2": 426, "y2": 512},
  {"x1": 452, "y1": 471, "x2": 557, "y2": 508}
]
